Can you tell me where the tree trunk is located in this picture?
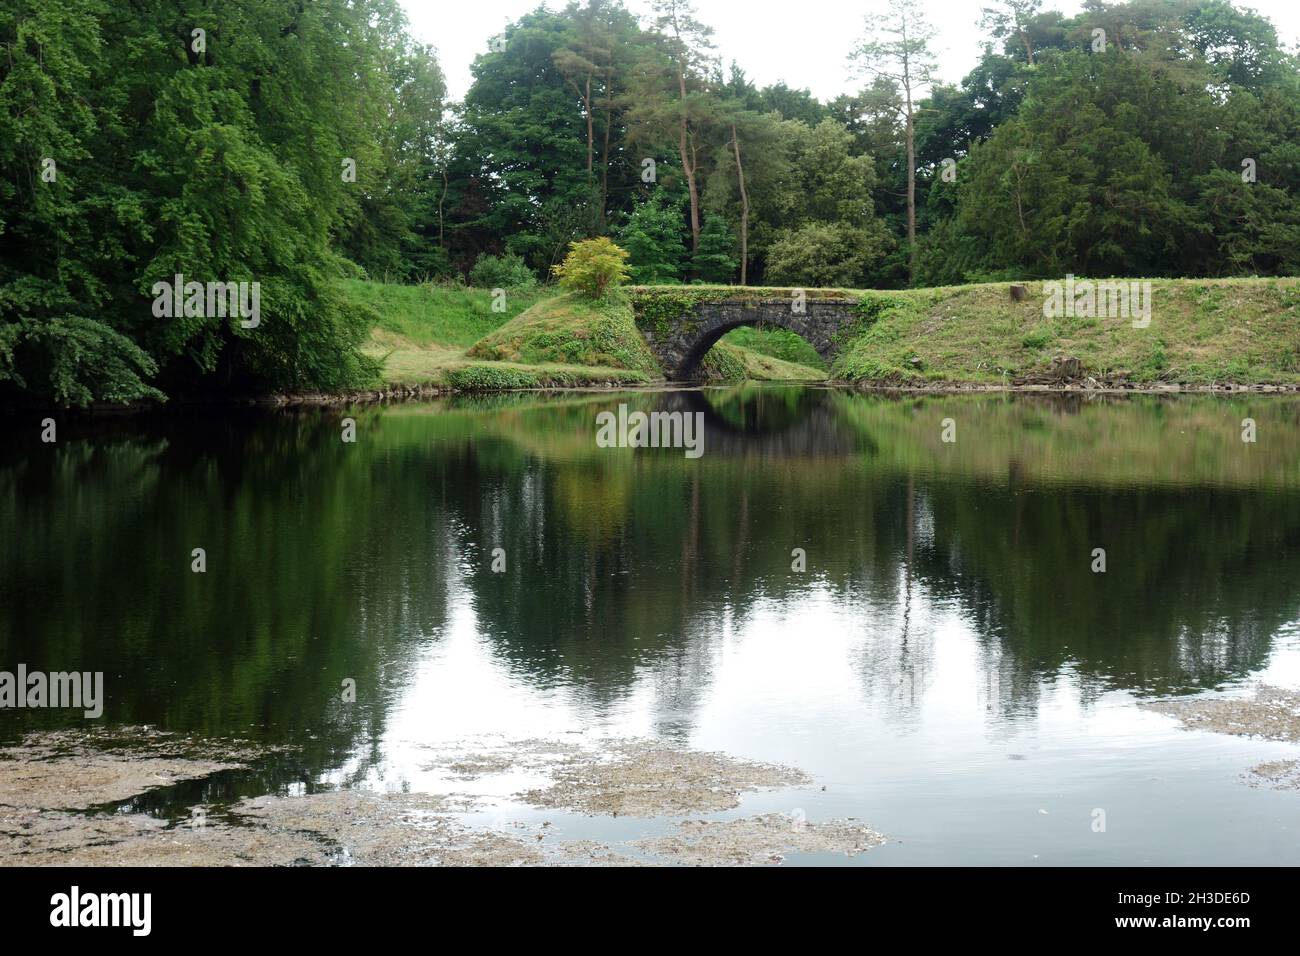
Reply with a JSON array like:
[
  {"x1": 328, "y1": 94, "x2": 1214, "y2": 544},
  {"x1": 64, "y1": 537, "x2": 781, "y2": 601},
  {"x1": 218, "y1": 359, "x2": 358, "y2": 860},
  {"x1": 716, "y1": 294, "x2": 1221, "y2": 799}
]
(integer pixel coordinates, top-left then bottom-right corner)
[
  {"x1": 599, "y1": 82, "x2": 613, "y2": 232},
  {"x1": 599, "y1": 113, "x2": 611, "y2": 232},
  {"x1": 904, "y1": 80, "x2": 917, "y2": 284},
  {"x1": 585, "y1": 74, "x2": 594, "y2": 178},
  {"x1": 1015, "y1": 12, "x2": 1034, "y2": 64},
  {"x1": 678, "y1": 69, "x2": 701, "y2": 255},
  {"x1": 731, "y1": 124, "x2": 749, "y2": 285},
  {"x1": 438, "y1": 166, "x2": 448, "y2": 247}
]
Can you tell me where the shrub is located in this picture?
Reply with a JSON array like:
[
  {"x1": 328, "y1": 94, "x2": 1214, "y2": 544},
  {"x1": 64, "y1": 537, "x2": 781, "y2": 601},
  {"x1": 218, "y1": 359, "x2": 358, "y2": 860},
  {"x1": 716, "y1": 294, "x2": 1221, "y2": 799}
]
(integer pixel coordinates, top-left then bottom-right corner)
[
  {"x1": 469, "y1": 253, "x2": 537, "y2": 289},
  {"x1": 552, "y1": 238, "x2": 631, "y2": 300}
]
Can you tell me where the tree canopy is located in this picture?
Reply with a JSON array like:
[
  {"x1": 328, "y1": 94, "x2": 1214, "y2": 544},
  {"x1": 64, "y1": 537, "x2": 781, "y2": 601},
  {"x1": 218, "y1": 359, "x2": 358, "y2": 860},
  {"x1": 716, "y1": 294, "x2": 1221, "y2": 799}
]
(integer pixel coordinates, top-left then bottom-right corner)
[{"x1": 3, "y1": 0, "x2": 1298, "y2": 405}]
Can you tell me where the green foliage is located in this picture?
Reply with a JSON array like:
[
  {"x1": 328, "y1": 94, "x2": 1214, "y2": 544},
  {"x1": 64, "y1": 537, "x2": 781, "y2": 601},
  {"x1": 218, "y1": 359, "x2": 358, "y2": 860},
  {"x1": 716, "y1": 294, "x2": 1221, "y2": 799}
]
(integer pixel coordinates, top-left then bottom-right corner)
[
  {"x1": 444, "y1": 364, "x2": 544, "y2": 390},
  {"x1": 469, "y1": 252, "x2": 538, "y2": 289},
  {"x1": 0, "y1": 317, "x2": 165, "y2": 406},
  {"x1": 444, "y1": 361, "x2": 649, "y2": 390},
  {"x1": 616, "y1": 192, "x2": 688, "y2": 284},
  {"x1": 450, "y1": 5, "x2": 635, "y2": 274},
  {"x1": 1021, "y1": 326, "x2": 1053, "y2": 350},
  {"x1": 934, "y1": 31, "x2": 1300, "y2": 281},
  {"x1": 698, "y1": 341, "x2": 748, "y2": 381},
  {"x1": 766, "y1": 222, "x2": 891, "y2": 287},
  {"x1": 721, "y1": 326, "x2": 827, "y2": 371},
  {"x1": 629, "y1": 286, "x2": 734, "y2": 338},
  {"x1": 692, "y1": 216, "x2": 739, "y2": 283},
  {"x1": 552, "y1": 238, "x2": 631, "y2": 300},
  {"x1": 0, "y1": 0, "x2": 418, "y2": 405}
]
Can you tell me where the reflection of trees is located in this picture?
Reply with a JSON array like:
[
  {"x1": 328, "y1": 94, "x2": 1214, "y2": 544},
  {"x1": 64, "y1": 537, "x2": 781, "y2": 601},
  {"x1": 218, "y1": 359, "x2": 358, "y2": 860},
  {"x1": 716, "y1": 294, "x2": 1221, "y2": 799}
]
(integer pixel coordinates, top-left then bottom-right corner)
[
  {"x1": 5, "y1": 390, "x2": 1300, "y2": 778},
  {"x1": 0, "y1": 412, "x2": 442, "y2": 779},
  {"x1": 918, "y1": 481, "x2": 1300, "y2": 703},
  {"x1": 459, "y1": 391, "x2": 1300, "y2": 725}
]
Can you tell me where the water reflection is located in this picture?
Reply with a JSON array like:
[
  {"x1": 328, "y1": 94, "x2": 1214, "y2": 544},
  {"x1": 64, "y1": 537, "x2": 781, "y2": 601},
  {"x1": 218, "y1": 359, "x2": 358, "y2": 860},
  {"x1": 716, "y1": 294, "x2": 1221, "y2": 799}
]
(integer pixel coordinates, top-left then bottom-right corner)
[{"x1": 3, "y1": 388, "x2": 1299, "y2": 805}]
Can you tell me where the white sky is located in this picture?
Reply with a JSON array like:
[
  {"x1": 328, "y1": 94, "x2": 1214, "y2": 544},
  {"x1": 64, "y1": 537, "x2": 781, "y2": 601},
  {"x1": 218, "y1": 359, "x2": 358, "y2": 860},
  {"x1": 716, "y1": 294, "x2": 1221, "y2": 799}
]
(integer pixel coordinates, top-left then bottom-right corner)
[{"x1": 399, "y1": 0, "x2": 1300, "y2": 103}]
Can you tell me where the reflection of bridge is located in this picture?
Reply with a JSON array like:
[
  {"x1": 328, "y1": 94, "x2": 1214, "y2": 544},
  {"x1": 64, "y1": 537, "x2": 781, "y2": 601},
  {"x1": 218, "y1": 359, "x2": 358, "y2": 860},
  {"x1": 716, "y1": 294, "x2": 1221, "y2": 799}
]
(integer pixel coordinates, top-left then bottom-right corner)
[
  {"x1": 632, "y1": 292, "x2": 861, "y2": 380},
  {"x1": 656, "y1": 389, "x2": 863, "y2": 458}
]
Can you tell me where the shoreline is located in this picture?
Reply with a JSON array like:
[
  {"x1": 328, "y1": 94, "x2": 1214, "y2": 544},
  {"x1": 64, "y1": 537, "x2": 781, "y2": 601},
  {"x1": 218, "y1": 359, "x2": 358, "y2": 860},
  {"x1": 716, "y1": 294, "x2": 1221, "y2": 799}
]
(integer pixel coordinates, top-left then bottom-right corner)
[{"x1": 6, "y1": 377, "x2": 1300, "y2": 415}]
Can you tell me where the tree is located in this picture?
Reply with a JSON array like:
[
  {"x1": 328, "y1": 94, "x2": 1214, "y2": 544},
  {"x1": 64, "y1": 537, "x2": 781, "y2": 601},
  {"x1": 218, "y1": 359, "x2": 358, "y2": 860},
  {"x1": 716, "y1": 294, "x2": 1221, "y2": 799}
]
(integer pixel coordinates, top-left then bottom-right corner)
[
  {"x1": 616, "y1": 190, "x2": 688, "y2": 283},
  {"x1": 693, "y1": 215, "x2": 738, "y2": 283},
  {"x1": 851, "y1": 0, "x2": 938, "y2": 283},
  {"x1": 341, "y1": 39, "x2": 448, "y2": 279},
  {"x1": 1191, "y1": 170, "x2": 1300, "y2": 276},
  {"x1": 951, "y1": 49, "x2": 1211, "y2": 277},
  {"x1": 646, "y1": 0, "x2": 718, "y2": 256},
  {"x1": 553, "y1": 237, "x2": 630, "y2": 299},
  {"x1": 0, "y1": 0, "x2": 163, "y2": 404},
  {"x1": 704, "y1": 107, "x2": 791, "y2": 285},
  {"x1": 553, "y1": 2, "x2": 609, "y2": 184},
  {"x1": 788, "y1": 119, "x2": 882, "y2": 225},
  {"x1": 765, "y1": 222, "x2": 891, "y2": 288},
  {"x1": 1, "y1": 0, "x2": 418, "y2": 404},
  {"x1": 455, "y1": 9, "x2": 594, "y2": 271},
  {"x1": 754, "y1": 82, "x2": 826, "y2": 125},
  {"x1": 727, "y1": 125, "x2": 750, "y2": 284},
  {"x1": 553, "y1": 0, "x2": 642, "y2": 229},
  {"x1": 980, "y1": 0, "x2": 1043, "y2": 64}
]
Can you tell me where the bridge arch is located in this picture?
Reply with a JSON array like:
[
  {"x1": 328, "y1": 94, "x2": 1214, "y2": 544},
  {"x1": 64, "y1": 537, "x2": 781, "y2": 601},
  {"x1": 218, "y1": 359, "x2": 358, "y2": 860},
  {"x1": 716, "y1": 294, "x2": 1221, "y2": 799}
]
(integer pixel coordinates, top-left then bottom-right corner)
[{"x1": 633, "y1": 294, "x2": 860, "y2": 381}]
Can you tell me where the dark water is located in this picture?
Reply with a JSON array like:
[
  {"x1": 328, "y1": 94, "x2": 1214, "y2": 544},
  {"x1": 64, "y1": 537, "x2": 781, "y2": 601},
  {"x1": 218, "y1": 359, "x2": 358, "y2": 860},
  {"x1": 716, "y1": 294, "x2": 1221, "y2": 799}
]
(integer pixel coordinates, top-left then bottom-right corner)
[{"x1": 3, "y1": 386, "x2": 1300, "y2": 864}]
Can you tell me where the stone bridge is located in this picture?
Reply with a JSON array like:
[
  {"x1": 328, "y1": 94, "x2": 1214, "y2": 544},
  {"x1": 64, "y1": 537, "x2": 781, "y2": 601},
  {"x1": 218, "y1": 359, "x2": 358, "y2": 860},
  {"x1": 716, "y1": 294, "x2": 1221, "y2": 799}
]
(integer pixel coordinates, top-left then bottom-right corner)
[{"x1": 631, "y1": 292, "x2": 862, "y2": 380}]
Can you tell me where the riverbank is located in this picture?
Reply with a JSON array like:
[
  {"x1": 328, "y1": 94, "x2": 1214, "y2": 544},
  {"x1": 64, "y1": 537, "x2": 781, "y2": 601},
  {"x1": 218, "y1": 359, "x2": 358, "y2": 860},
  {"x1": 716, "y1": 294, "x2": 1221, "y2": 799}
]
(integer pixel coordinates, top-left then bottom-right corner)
[
  {"x1": 5, "y1": 276, "x2": 1297, "y2": 412},
  {"x1": 265, "y1": 378, "x2": 1300, "y2": 408},
  {"x1": 343, "y1": 281, "x2": 824, "y2": 394},
  {"x1": 344, "y1": 276, "x2": 1300, "y2": 397}
]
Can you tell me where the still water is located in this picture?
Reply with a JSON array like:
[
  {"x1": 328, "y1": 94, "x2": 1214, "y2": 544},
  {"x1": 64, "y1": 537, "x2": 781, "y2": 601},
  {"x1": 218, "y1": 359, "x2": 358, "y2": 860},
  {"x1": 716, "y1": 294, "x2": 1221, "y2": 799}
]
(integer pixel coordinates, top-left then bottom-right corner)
[{"x1": 3, "y1": 386, "x2": 1300, "y2": 864}]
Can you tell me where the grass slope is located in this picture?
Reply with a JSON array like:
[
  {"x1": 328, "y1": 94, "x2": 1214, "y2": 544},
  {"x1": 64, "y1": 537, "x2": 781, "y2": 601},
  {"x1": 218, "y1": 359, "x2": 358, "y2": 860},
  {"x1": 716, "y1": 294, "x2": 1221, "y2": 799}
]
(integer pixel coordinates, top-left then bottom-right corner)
[
  {"x1": 338, "y1": 279, "x2": 547, "y2": 348},
  {"x1": 341, "y1": 281, "x2": 648, "y2": 388},
  {"x1": 721, "y1": 326, "x2": 828, "y2": 372},
  {"x1": 347, "y1": 277, "x2": 1297, "y2": 391},
  {"x1": 628, "y1": 278, "x2": 1300, "y2": 386},
  {"x1": 832, "y1": 278, "x2": 1300, "y2": 385},
  {"x1": 467, "y1": 292, "x2": 661, "y2": 374},
  {"x1": 702, "y1": 341, "x2": 825, "y2": 381}
]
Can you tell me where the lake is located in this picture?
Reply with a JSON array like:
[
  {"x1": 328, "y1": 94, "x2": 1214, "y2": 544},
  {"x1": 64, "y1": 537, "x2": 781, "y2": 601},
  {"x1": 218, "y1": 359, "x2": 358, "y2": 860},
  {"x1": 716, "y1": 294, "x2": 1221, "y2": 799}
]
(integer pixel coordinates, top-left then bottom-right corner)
[{"x1": 3, "y1": 386, "x2": 1299, "y2": 865}]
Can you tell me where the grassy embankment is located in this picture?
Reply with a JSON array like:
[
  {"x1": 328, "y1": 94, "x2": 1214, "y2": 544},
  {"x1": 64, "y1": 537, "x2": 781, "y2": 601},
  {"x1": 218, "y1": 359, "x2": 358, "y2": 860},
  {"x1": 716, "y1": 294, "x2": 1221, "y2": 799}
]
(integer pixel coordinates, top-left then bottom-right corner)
[
  {"x1": 340, "y1": 279, "x2": 640, "y2": 389},
  {"x1": 339, "y1": 279, "x2": 825, "y2": 389},
  {"x1": 833, "y1": 278, "x2": 1300, "y2": 385},
  {"x1": 344, "y1": 277, "x2": 1300, "y2": 390},
  {"x1": 633, "y1": 278, "x2": 1300, "y2": 386}
]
